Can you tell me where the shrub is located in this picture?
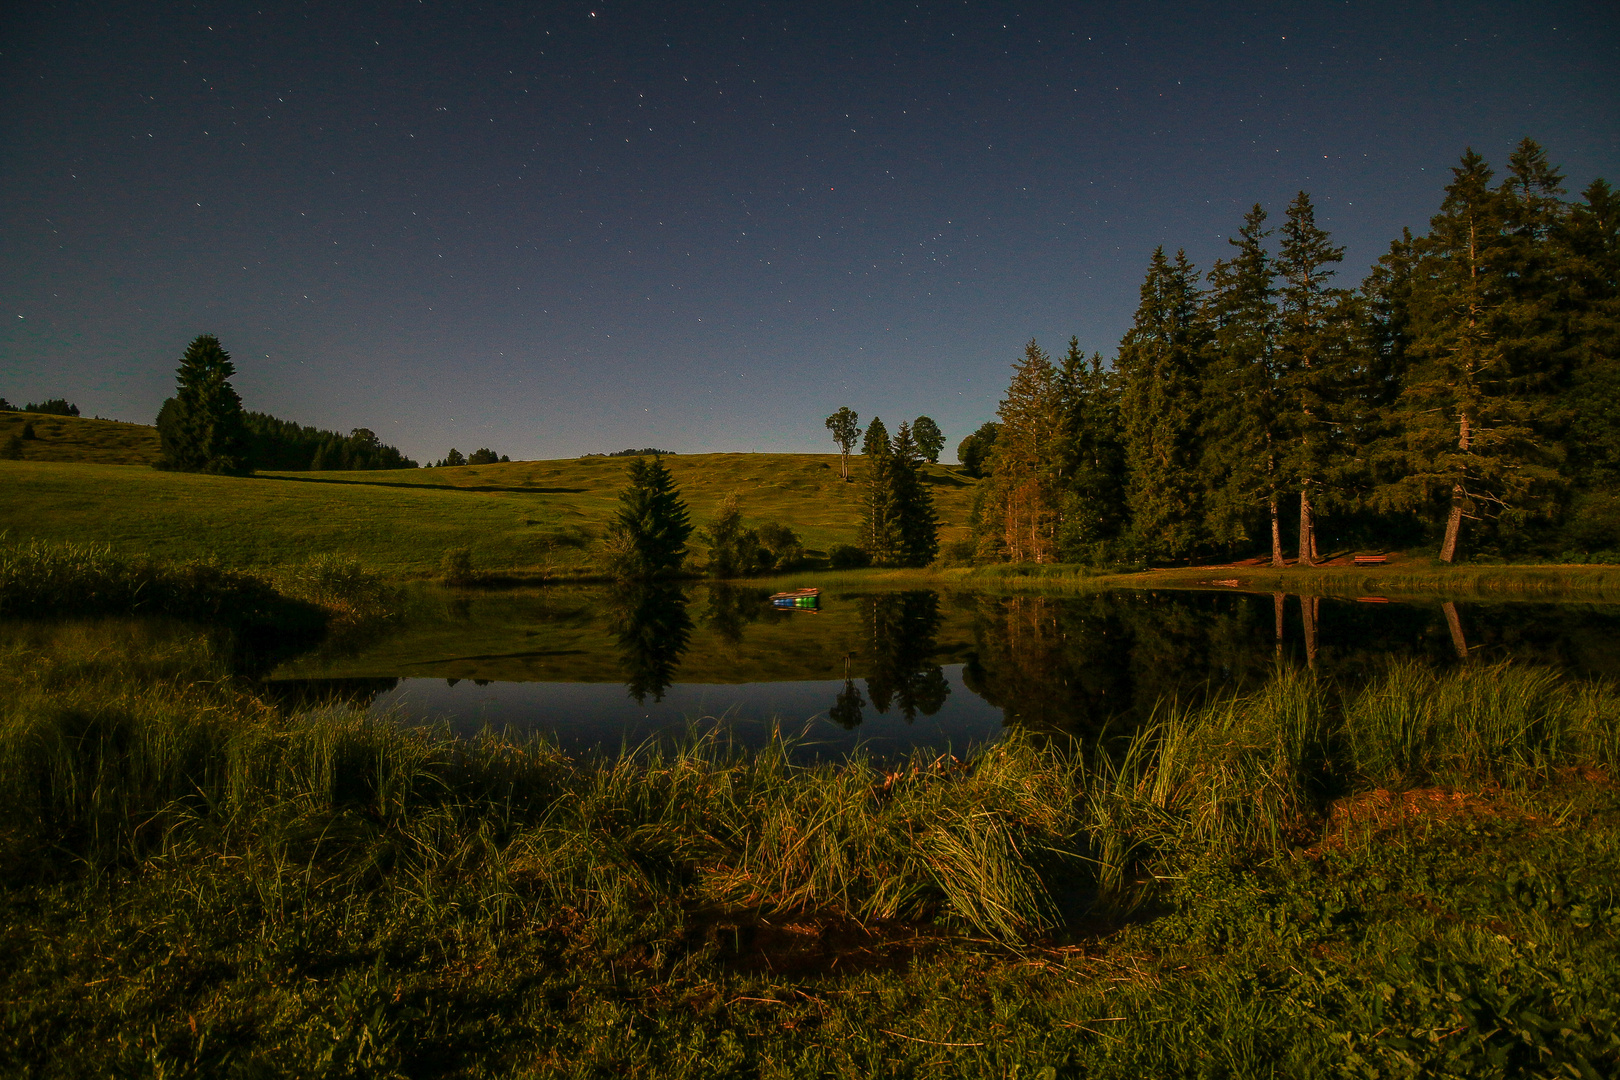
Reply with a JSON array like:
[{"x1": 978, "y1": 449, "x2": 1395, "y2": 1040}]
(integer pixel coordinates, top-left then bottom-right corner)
[
  {"x1": 829, "y1": 544, "x2": 871, "y2": 569},
  {"x1": 756, "y1": 522, "x2": 805, "y2": 569},
  {"x1": 441, "y1": 548, "x2": 477, "y2": 586}
]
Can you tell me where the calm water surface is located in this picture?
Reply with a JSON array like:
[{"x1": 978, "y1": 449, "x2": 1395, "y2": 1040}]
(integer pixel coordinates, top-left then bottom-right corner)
[{"x1": 267, "y1": 584, "x2": 1620, "y2": 757}]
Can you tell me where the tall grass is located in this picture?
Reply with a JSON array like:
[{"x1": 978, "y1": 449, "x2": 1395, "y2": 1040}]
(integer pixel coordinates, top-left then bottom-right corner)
[
  {"x1": 0, "y1": 537, "x2": 397, "y2": 629},
  {"x1": 4, "y1": 626, "x2": 1616, "y2": 944}
]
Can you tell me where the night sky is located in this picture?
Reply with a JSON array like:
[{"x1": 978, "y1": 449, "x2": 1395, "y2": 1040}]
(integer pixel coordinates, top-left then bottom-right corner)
[{"x1": 3, "y1": 2, "x2": 1616, "y2": 463}]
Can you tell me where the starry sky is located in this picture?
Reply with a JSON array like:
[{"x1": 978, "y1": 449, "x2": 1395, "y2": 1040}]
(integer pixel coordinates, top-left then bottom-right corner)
[{"x1": 2, "y1": 2, "x2": 1616, "y2": 463}]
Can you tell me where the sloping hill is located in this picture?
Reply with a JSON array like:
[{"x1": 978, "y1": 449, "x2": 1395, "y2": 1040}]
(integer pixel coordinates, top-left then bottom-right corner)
[
  {"x1": 0, "y1": 454, "x2": 977, "y2": 575},
  {"x1": 0, "y1": 411, "x2": 160, "y2": 465}
]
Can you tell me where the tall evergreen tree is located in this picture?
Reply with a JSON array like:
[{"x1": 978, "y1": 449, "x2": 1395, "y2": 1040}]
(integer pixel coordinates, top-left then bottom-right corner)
[
  {"x1": 1117, "y1": 249, "x2": 1208, "y2": 562},
  {"x1": 156, "y1": 334, "x2": 249, "y2": 474},
  {"x1": 890, "y1": 421, "x2": 940, "y2": 566},
  {"x1": 606, "y1": 455, "x2": 692, "y2": 579},
  {"x1": 861, "y1": 416, "x2": 889, "y2": 457},
  {"x1": 981, "y1": 339, "x2": 1063, "y2": 562},
  {"x1": 1276, "y1": 192, "x2": 1352, "y2": 565},
  {"x1": 860, "y1": 426, "x2": 900, "y2": 563},
  {"x1": 1565, "y1": 178, "x2": 1620, "y2": 491},
  {"x1": 1201, "y1": 205, "x2": 1285, "y2": 563},
  {"x1": 1054, "y1": 338, "x2": 1126, "y2": 560},
  {"x1": 1384, "y1": 150, "x2": 1557, "y2": 561}
]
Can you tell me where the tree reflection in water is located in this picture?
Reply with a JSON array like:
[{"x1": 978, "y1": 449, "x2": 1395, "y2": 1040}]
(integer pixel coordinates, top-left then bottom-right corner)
[
  {"x1": 858, "y1": 591, "x2": 950, "y2": 723},
  {"x1": 608, "y1": 582, "x2": 693, "y2": 703},
  {"x1": 829, "y1": 653, "x2": 865, "y2": 729}
]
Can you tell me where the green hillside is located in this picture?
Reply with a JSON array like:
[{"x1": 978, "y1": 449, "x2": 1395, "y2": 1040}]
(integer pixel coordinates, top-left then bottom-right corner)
[
  {"x1": 0, "y1": 454, "x2": 977, "y2": 576},
  {"x1": 0, "y1": 410, "x2": 160, "y2": 465}
]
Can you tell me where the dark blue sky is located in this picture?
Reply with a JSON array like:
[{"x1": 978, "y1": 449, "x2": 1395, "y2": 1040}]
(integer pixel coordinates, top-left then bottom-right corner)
[{"x1": 3, "y1": 1, "x2": 1616, "y2": 463}]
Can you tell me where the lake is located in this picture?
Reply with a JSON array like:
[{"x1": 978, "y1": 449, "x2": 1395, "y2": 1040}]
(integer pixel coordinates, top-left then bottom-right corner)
[{"x1": 264, "y1": 583, "x2": 1620, "y2": 757}]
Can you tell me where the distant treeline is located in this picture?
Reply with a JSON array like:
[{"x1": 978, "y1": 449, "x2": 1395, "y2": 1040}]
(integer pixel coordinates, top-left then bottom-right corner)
[
  {"x1": 242, "y1": 413, "x2": 418, "y2": 471},
  {"x1": 585, "y1": 447, "x2": 677, "y2": 458},
  {"x1": 973, "y1": 140, "x2": 1620, "y2": 566},
  {"x1": 0, "y1": 398, "x2": 80, "y2": 416}
]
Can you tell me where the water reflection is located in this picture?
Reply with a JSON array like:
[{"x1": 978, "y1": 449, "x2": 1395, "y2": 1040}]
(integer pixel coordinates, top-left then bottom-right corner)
[
  {"x1": 254, "y1": 584, "x2": 1620, "y2": 754},
  {"x1": 860, "y1": 591, "x2": 950, "y2": 722},
  {"x1": 608, "y1": 581, "x2": 693, "y2": 703}
]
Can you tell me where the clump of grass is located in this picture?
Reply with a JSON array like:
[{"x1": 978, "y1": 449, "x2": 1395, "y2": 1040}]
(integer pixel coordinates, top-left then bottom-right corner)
[{"x1": 273, "y1": 553, "x2": 402, "y2": 624}]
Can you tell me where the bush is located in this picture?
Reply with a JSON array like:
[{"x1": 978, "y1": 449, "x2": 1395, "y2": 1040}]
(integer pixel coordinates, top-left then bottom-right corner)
[
  {"x1": 756, "y1": 521, "x2": 805, "y2": 570},
  {"x1": 829, "y1": 544, "x2": 871, "y2": 569},
  {"x1": 274, "y1": 554, "x2": 401, "y2": 624},
  {"x1": 441, "y1": 548, "x2": 477, "y2": 586}
]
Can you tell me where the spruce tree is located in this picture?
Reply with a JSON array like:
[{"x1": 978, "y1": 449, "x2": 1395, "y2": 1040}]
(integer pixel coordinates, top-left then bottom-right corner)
[
  {"x1": 860, "y1": 426, "x2": 900, "y2": 563},
  {"x1": 1565, "y1": 178, "x2": 1620, "y2": 491},
  {"x1": 861, "y1": 416, "x2": 889, "y2": 457},
  {"x1": 981, "y1": 339, "x2": 1063, "y2": 562},
  {"x1": 1054, "y1": 338, "x2": 1126, "y2": 559},
  {"x1": 890, "y1": 421, "x2": 940, "y2": 566},
  {"x1": 1117, "y1": 249, "x2": 1208, "y2": 562},
  {"x1": 1201, "y1": 205, "x2": 1284, "y2": 563},
  {"x1": 156, "y1": 334, "x2": 249, "y2": 474},
  {"x1": 1384, "y1": 150, "x2": 1557, "y2": 561},
  {"x1": 1276, "y1": 192, "x2": 1352, "y2": 565},
  {"x1": 606, "y1": 455, "x2": 692, "y2": 579}
]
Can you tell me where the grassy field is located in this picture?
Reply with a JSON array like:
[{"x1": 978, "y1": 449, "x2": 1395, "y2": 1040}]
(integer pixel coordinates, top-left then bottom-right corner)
[
  {"x1": 0, "y1": 409, "x2": 160, "y2": 465},
  {"x1": 3, "y1": 618, "x2": 1617, "y2": 1076},
  {"x1": 0, "y1": 455, "x2": 978, "y2": 578}
]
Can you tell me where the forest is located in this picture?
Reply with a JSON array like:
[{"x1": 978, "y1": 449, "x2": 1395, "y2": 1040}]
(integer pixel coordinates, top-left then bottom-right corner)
[{"x1": 972, "y1": 140, "x2": 1619, "y2": 566}]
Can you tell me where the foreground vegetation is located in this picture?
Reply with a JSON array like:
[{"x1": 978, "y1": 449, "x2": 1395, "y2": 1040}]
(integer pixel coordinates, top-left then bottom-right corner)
[{"x1": 2, "y1": 612, "x2": 1616, "y2": 1076}]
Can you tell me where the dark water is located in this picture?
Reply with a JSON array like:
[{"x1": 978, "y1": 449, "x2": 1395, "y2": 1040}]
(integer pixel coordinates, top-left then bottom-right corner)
[{"x1": 263, "y1": 584, "x2": 1620, "y2": 757}]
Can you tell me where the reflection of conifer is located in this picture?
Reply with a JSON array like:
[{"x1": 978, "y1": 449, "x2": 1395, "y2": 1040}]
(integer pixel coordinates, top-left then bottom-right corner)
[
  {"x1": 863, "y1": 591, "x2": 949, "y2": 721},
  {"x1": 610, "y1": 582, "x2": 692, "y2": 703},
  {"x1": 829, "y1": 654, "x2": 866, "y2": 729}
]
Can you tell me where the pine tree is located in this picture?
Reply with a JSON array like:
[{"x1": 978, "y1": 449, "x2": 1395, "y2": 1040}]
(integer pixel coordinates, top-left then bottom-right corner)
[
  {"x1": 824, "y1": 407, "x2": 862, "y2": 479},
  {"x1": 1054, "y1": 338, "x2": 1126, "y2": 559},
  {"x1": 1276, "y1": 192, "x2": 1352, "y2": 565},
  {"x1": 1117, "y1": 249, "x2": 1208, "y2": 562},
  {"x1": 860, "y1": 427, "x2": 900, "y2": 564},
  {"x1": 911, "y1": 416, "x2": 945, "y2": 463},
  {"x1": 156, "y1": 335, "x2": 249, "y2": 474},
  {"x1": 1385, "y1": 150, "x2": 1558, "y2": 561},
  {"x1": 606, "y1": 455, "x2": 693, "y2": 579},
  {"x1": 861, "y1": 416, "x2": 889, "y2": 457},
  {"x1": 1201, "y1": 205, "x2": 1284, "y2": 563},
  {"x1": 1565, "y1": 178, "x2": 1620, "y2": 491},
  {"x1": 984, "y1": 340, "x2": 1063, "y2": 561},
  {"x1": 890, "y1": 421, "x2": 940, "y2": 566}
]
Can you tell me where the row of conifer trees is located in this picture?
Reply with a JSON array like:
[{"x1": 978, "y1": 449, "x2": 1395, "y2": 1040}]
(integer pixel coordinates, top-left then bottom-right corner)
[{"x1": 973, "y1": 139, "x2": 1619, "y2": 565}]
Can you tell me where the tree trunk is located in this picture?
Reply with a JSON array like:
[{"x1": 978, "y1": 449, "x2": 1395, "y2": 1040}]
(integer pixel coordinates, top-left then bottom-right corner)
[
  {"x1": 1439, "y1": 491, "x2": 1465, "y2": 563},
  {"x1": 1301, "y1": 594, "x2": 1319, "y2": 669},
  {"x1": 1297, "y1": 487, "x2": 1316, "y2": 567},
  {"x1": 1270, "y1": 498, "x2": 1285, "y2": 567},
  {"x1": 1439, "y1": 412, "x2": 1472, "y2": 564},
  {"x1": 1274, "y1": 592, "x2": 1286, "y2": 662},
  {"x1": 1442, "y1": 601, "x2": 1468, "y2": 660}
]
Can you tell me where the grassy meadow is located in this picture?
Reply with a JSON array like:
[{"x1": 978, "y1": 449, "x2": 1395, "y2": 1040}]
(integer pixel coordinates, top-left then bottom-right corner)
[
  {"x1": 2, "y1": 615, "x2": 1617, "y2": 1076},
  {"x1": 0, "y1": 452, "x2": 977, "y2": 578},
  {"x1": 0, "y1": 409, "x2": 161, "y2": 465}
]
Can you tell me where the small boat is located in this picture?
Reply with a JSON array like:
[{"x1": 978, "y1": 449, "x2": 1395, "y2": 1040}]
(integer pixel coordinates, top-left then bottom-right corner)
[{"x1": 769, "y1": 587, "x2": 820, "y2": 611}]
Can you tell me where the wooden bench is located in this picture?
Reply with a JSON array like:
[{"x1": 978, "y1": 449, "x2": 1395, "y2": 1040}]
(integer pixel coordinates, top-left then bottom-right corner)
[{"x1": 1352, "y1": 554, "x2": 1388, "y2": 566}]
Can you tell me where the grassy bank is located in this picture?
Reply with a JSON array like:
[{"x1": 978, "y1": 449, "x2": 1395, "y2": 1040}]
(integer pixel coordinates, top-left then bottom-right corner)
[
  {"x1": 968, "y1": 559, "x2": 1620, "y2": 600},
  {"x1": 2, "y1": 619, "x2": 1617, "y2": 1075}
]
